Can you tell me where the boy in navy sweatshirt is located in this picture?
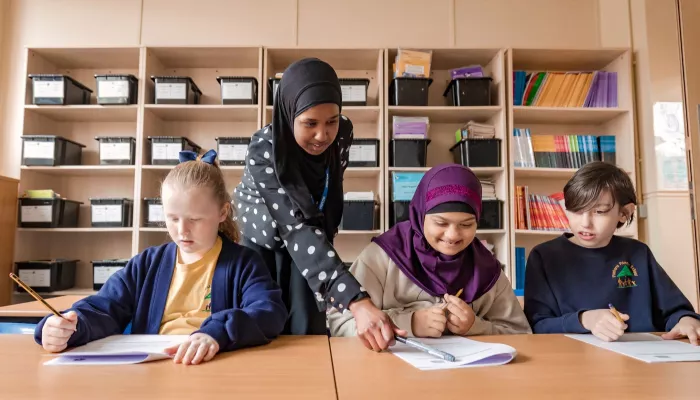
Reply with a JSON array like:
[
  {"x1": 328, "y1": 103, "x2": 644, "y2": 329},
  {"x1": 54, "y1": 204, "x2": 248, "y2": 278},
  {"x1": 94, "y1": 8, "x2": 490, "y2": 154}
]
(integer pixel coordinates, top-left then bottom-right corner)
[{"x1": 524, "y1": 162, "x2": 700, "y2": 344}]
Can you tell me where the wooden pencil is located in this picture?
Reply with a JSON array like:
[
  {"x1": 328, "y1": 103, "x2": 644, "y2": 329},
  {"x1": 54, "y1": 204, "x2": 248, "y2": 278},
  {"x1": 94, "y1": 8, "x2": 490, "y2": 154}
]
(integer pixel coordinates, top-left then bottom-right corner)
[{"x1": 9, "y1": 272, "x2": 67, "y2": 320}]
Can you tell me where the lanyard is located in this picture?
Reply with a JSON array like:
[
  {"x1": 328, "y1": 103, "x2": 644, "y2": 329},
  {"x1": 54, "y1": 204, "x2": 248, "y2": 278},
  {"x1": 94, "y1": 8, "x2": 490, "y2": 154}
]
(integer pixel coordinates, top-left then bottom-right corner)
[{"x1": 313, "y1": 167, "x2": 330, "y2": 211}]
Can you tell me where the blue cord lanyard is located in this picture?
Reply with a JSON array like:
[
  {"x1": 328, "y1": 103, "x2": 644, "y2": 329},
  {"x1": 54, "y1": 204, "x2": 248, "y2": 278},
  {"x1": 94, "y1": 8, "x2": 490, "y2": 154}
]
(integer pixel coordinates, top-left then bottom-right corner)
[{"x1": 313, "y1": 167, "x2": 330, "y2": 211}]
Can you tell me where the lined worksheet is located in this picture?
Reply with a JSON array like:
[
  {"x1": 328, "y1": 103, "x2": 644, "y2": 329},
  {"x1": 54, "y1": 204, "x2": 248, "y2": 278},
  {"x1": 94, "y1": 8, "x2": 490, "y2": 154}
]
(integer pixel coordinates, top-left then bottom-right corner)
[
  {"x1": 566, "y1": 333, "x2": 700, "y2": 363},
  {"x1": 389, "y1": 337, "x2": 517, "y2": 371}
]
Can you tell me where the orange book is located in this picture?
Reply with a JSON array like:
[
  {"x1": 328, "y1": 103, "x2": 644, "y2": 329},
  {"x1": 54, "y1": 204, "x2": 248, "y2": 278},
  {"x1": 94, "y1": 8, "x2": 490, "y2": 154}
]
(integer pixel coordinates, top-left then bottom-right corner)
[
  {"x1": 576, "y1": 73, "x2": 594, "y2": 107},
  {"x1": 553, "y1": 73, "x2": 577, "y2": 107},
  {"x1": 565, "y1": 73, "x2": 586, "y2": 107}
]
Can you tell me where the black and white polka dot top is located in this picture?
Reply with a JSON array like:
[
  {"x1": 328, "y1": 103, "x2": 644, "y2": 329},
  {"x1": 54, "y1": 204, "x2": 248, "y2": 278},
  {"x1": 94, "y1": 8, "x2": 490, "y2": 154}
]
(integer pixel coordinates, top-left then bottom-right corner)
[{"x1": 233, "y1": 118, "x2": 367, "y2": 313}]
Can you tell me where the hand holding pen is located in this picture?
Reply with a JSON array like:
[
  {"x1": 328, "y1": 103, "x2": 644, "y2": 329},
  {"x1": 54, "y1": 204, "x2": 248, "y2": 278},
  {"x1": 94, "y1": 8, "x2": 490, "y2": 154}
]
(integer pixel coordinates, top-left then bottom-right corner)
[{"x1": 580, "y1": 304, "x2": 629, "y2": 342}]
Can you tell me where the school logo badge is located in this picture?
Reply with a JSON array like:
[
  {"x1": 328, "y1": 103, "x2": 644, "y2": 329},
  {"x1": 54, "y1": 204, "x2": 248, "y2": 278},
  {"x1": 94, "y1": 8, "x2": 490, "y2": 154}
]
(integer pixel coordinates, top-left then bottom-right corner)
[{"x1": 612, "y1": 261, "x2": 638, "y2": 288}]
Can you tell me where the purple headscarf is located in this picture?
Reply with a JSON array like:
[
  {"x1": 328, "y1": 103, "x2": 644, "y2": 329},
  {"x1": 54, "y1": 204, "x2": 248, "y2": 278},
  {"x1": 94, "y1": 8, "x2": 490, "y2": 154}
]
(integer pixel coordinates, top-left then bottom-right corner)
[{"x1": 372, "y1": 164, "x2": 501, "y2": 302}]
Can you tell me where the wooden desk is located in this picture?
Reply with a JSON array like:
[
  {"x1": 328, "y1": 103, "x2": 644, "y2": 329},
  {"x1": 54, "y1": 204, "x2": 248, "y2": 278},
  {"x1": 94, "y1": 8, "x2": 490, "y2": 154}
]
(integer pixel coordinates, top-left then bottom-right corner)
[
  {"x1": 0, "y1": 295, "x2": 85, "y2": 322},
  {"x1": 0, "y1": 335, "x2": 336, "y2": 399},
  {"x1": 330, "y1": 335, "x2": 700, "y2": 399}
]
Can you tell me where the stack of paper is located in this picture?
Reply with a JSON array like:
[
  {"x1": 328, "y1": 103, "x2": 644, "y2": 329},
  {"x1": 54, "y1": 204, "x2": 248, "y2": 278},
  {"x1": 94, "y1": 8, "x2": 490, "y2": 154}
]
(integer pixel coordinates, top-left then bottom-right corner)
[
  {"x1": 456, "y1": 121, "x2": 496, "y2": 141},
  {"x1": 393, "y1": 116, "x2": 429, "y2": 139},
  {"x1": 566, "y1": 333, "x2": 700, "y2": 363},
  {"x1": 44, "y1": 335, "x2": 190, "y2": 366},
  {"x1": 390, "y1": 337, "x2": 516, "y2": 370},
  {"x1": 343, "y1": 192, "x2": 375, "y2": 201},
  {"x1": 480, "y1": 180, "x2": 497, "y2": 200}
]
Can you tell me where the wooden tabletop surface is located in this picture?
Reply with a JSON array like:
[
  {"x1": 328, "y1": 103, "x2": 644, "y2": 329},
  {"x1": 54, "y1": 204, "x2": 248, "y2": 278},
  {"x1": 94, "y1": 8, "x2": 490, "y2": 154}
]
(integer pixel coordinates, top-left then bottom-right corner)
[
  {"x1": 0, "y1": 295, "x2": 86, "y2": 318},
  {"x1": 330, "y1": 334, "x2": 700, "y2": 400},
  {"x1": 0, "y1": 335, "x2": 336, "y2": 400}
]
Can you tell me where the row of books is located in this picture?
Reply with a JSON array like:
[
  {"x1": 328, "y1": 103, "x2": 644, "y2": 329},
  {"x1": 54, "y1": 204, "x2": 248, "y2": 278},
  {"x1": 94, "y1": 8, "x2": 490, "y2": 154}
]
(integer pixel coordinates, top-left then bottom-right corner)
[
  {"x1": 515, "y1": 186, "x2": 570, "y2": 232},
  {"x1": 513, "y1": 70, "x2": 618, "y2": 108},
  {"x1": 513, "y1": 129, "x2": 616, "y2": 168}
]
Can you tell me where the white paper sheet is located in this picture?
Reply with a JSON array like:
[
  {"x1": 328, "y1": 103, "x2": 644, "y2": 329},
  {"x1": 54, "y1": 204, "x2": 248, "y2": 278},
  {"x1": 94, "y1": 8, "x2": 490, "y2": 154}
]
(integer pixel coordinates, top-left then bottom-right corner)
[
  {"x1": 566, "y1": 333, "x2": 700, "y2": 363},
  {"x1": 44, "y1": 334, "x2": 190, "y2": 366},
  {"x1": 389, "y1": 337, "x2": 517, "y2": 371}
]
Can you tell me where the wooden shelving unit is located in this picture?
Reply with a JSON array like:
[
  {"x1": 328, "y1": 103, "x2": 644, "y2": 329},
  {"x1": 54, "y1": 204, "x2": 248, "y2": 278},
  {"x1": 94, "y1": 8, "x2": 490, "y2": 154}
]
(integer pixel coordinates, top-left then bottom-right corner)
[
  {"x1": 506, "y1": 48, "x2": 638, "y2": 291},
  {"x1": 12, "y1": 45, "x2": 637, "y2": 301},
  {"x1": 384, "y1": 48, "x2": 510, "y2": 272}
]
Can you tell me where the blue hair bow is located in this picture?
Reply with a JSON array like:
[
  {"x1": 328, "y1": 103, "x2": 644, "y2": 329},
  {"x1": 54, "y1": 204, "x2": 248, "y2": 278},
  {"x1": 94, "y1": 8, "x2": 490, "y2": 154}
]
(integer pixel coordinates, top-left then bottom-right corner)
[{"x1": 179, "y1": 149, "x2": 217, "y2": 164}]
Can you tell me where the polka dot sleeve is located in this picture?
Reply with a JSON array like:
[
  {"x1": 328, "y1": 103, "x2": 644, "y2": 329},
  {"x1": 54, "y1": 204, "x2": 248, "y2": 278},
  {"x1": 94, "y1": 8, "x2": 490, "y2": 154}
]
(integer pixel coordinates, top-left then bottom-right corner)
[{"x1": 245, "y1": 127, "x2": 365, "y2": 313}]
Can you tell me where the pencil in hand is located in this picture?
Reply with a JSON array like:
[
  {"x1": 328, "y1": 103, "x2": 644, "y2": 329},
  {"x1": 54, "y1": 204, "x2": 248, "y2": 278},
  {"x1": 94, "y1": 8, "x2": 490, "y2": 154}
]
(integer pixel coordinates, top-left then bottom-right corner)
[
  {"x1": 8, "y1": 272, "x2": 67, "y2": 320},
  {"x1": 441, "y1": 288, "x2": 464, "y2": 311},
  {"x1": 608, "y1": 303, "x2": 625, "y2": 323}
]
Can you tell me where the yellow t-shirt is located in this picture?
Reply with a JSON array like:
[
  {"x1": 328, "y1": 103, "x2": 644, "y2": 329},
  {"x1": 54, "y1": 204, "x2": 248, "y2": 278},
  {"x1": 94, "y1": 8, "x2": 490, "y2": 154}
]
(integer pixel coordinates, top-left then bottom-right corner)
[{"x1": 159, "y1": 237, "x2": 222, "y2": 335}]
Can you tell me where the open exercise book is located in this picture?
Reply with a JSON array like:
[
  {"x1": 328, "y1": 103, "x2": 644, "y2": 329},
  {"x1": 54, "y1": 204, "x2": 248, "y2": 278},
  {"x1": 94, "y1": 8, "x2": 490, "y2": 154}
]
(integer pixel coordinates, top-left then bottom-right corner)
[
  {"x1": 567, "y1": 333, "x2": 700, "y2": 363},
  {"x1": 44, "y1": 335, "x2": 190, "y2": 366},
  {"x1": 389, "y1": 337, "x2": 517, "y2": 371}
]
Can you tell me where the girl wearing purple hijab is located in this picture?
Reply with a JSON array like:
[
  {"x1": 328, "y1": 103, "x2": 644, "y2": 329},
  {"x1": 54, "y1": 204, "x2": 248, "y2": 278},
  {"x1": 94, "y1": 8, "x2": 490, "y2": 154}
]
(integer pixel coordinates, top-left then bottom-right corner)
[{"x1": 329, "y1": 164, "x2": 531, "y2": 338}]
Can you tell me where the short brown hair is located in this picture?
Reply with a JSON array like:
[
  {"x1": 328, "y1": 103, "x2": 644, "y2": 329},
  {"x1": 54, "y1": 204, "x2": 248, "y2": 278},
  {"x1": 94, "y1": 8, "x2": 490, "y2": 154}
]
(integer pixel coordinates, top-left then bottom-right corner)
[
  {"x1": 563, "y1": 162, "x2": 637, "y2": 228},
  {"x1": 162, "y1": 154, "x2": 239, "y2": 243}
]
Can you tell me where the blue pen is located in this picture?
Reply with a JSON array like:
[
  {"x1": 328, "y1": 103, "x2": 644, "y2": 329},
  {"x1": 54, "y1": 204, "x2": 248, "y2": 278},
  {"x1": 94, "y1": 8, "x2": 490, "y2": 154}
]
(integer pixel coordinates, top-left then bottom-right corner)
[{"x1": 395, "y1": 335, "x2": 456, "y2": 362}]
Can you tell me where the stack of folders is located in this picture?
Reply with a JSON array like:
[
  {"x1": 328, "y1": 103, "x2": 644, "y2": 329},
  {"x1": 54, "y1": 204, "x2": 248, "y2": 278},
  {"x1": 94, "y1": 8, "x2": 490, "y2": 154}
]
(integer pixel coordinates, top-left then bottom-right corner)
[
  {"x1": 393, "y1": 49, "x2": 433, "y2": 78},
  {"x1": 449, "y1": 65, "x2": 484, "y2": 79},
  {"x1": 513, "y1": 70, "x2": 618, "y2": 108},
  {"x1": 393, "y1": 116, "x2": 429, "y2": 139},
  {"x1": 456, "y1": 121, "x2": 496, "y2": 142}
]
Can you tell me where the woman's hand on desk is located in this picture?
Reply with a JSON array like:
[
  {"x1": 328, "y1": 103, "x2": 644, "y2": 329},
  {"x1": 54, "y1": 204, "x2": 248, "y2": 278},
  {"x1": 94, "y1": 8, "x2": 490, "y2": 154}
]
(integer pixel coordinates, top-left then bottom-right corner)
[
  {"x1": 41, "y1": 311, "x2": 78, "y2": 353},
  {"x1": 443, "y1": 295, "x2": 476, "y2": 336},
  {"x1": 349, "y1": 298, "x2": 407, "y2": 352},
  {"x1": 411, "y1": 306, "x2": 447, "y2": 338},
  {"x1": 662, "y1": 316, "x2": 700, "y2": 346},
  {"x1": 165, "y1": 333, "x2": 220, "y2": 365}
]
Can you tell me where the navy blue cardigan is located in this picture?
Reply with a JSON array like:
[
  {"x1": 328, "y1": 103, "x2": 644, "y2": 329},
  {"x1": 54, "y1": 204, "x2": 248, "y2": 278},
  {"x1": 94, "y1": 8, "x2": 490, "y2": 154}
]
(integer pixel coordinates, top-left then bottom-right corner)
[{"x1": 34, "y1": 236, "x2": 288, "y2": 352}]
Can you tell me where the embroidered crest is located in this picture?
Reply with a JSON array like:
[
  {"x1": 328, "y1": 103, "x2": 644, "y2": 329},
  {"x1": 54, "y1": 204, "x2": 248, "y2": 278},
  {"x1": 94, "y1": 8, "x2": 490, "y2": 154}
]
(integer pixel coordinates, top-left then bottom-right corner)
[{"x1": 612, "y1": 261, "x2": 638, "y2": 288}]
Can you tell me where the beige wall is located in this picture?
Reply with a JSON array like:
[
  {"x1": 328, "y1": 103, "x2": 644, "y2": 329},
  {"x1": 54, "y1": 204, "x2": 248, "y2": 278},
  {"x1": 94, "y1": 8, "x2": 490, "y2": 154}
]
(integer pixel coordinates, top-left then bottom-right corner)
[
  {"x1": 0, "y1": 0, "x2": 697, "y2": 305},
  {"x1": 630, "y1": 0, "x2": 698, "y2": 308}
]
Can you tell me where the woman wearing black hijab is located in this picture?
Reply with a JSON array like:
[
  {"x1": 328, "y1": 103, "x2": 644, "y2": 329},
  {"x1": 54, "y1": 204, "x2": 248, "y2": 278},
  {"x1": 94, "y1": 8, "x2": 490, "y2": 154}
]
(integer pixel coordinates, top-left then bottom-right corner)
[{"x1": 234, "y1": 58, "x2": 404, "y2": 350}]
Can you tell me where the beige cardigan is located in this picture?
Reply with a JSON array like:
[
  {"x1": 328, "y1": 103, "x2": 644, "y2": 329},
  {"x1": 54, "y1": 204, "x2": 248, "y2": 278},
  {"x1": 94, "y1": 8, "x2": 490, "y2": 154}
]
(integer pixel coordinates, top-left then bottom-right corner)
[{"x1": 328, "y1": 242, "x2": 532, "y2": 337}]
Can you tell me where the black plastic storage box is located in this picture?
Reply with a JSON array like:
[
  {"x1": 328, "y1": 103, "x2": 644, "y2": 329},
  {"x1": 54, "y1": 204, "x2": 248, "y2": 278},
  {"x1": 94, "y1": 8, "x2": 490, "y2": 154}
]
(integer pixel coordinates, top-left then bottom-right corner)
[
  {"x1": 339, "y1": 78, "x2": 370, "y2": 106},
  {"x1": 94, "y1": 74, "x2": 138, "y2": 105},
  {"x1": 28, "y1": 74, "x2": 92, "y2": 105},
  {"x1": 148, "y1": 136, "x2": 201, "y2": 165},
  {"x1": 450, "y1": 138, "x2": 501, "y2": 167},
  {"x1": 90, "y1": 198, "x2": 133, "y2": 228},
  {"x1": 18, "y1": 198, "x2": 82, "y2": 228},
  {"x1": 21, "y1": 135, "x2": 85, "y2": 166},
  {"x1": 14, "y1": 259, "x2": 78, "y2": 293},
  {"x1": 151, "y1": 76, "x2": 201, "y2": 104},
  {"x1": 479, "y1": 199, "x2": 503, "y2": 230},
  {"x1": 95, "y1": 136, "x2": 136, "y2": 166},
  {"x1": 391, "y1": 201, "x2": 411, "y2": 227},
  {"x1": 267, "y1": 77, "x2": 281, "y2": 105},
  {"x1": 348, "y1": 139, "x2": 380, "y2": 167},
  {"x1": 217, "y1": 76, "x2": 258, "y2": 105},
  {"x1": 92, "y1": 259, "x2": 129, "y2": 290},
  {"x1": 443, "y1": 77, "x2": 492, "y2": 106},
  {"x1": 341, "y1": 200, "x2": 377, "y2": 230},
  {"x1": 143, "y1": 197, "x2": 164, "y2": 227},
  {"x1": 390, "y1": 139, "x2": 431, "y2": 167},
  {"x1": 216, "y1": 137, "x2": 251, "y2": 166},
  {"x1": 389, "y1": 77, "x2": 433, "y2": 106}
]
